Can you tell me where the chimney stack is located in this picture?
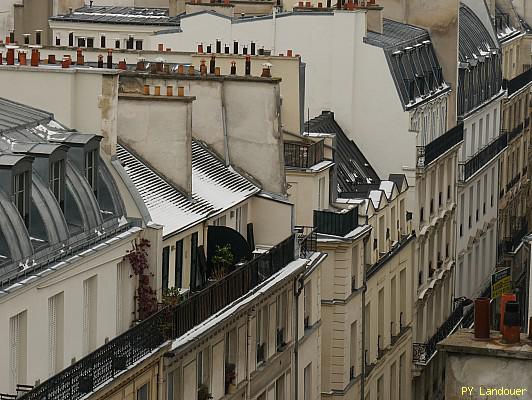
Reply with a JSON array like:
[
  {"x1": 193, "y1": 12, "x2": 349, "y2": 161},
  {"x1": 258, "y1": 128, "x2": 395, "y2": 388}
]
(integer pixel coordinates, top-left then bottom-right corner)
[
  {"x1": 474, "y1": 298, "x2": 490, "y2": 340},
  {"x1": 209, "y1": 55, "x2": 216, "y2": 74},
  {"x1": 200, "y1": 59, "x2": 207, "y2": 75},
  {"x1": 76, "y1": 48, "x2": 84, "y2": 65},
  {"x1": 364, "y1": 2, "x2": 384, "y2": 34},
  {"x1": 169, "y1": 0, "x2": 180, "y2": 17},
  {"x1": 18, "y1": 50, "x2": 27, "y2": 65},
  {"x1": 136, "y1": 57, "x2": 146, "y2": 71},
  {"x1": 30, "y1": 48, "x2": 39, "y2": 67},
  {"x1": 501, "y1": 302, "x2": 521, "y2": 344},
  {"x1": 230, "y1": 60, "x2": 236, "y2": 75},
  {"x1": 261, "y1": 63, "x2": 272, "y2": 78},
  {"x1": 117, "y1": 60, "x2": 127, "y2": 70},
  {"x1": 177, "y1": 86, "x2": 185, "y2": 96},
  {"x1": 197, "y1": 43, "x2": 203, "y2": 53},
  {"x1": 245, "y1": 55, "x2": 251, "y2": 75}
]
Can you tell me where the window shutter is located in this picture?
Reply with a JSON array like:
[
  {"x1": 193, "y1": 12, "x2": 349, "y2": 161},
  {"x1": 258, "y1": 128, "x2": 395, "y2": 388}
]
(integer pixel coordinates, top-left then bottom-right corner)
[
  {"x1": 83, "y1": 280, "x2": 90, "y2": 355},
  {"x1": 116, "y1": 262, "x2": 123, "y2": 334},
  {"x1": 48, "y1": 296, "x2": 57, "y2": 375},
  {"x1": 9, "y1": 314, "x2": 19, "y2": 392}
]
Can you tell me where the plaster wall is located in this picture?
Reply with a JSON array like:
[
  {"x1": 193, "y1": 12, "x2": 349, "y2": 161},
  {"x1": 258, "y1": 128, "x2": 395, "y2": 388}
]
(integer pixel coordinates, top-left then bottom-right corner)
[
  {"x1": 0, "y1": 231, "x2": 142, "y2": 393},
  {"x1": 0, "y1": 66, "x2": 119, "y2": 155},
  {"x1": 445, "y1": 353, "x2": 532, "y2": 399},
  {"x1": 249, "y1": 196, "x2": 292, "y2": 246},
  {"x1": 117, "y1": 95, "x2": 193, "y2": 194}
]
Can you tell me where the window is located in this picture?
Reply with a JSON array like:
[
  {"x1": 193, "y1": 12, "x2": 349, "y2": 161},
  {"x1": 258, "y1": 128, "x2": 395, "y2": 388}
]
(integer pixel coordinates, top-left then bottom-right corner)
[
  {"x1": 13, "y1": 171, "x2": 29, "y2": 225},
  {"x1": 225, "y1": 329, "x2": 237, "y2": 393},
  {"x1": 162, "y1": 246, "x2": 170, "y2": 290},
  {"x1": 9, "y1": 311, "x2": 27, "y2": 393},
  {"x1": 136, "y1": 40, "x2": 143, "y2": 50},
  {"x1": 235, "y1": 207, "x2": 242, "y2": 233},
  {"x1": 478, "y1": 118, "x2": 483, "y2": 148},
  {"x1": 256, "y1": 305, "x2": 268, "y2": 364},
  {"x1": 127, "y1": 36, "x2": 134, "y2": 50},
  {"x1": 318, "y1": 177, "x2": 326, "y2": 209},
  {"x1": 350, "y1": 321, "x2": 357, "y2": 379},
  {"x1": 197, "y1": 349, "x2": 210, "y2": 393},
  {"x1": 190, "y1": 232, "x2": 198, "y2": 290},
  {"x1": 486, "y1": 114, "x2": 490, "y2": 145},
  {"x1": 212, "y1": 215, "x2": 226, "y2": 226},
  {"x1": 399, "y1": 353, "x2": 405, "y2": 400},
  {"x1": 175, "y1": 239, "x2": 183, "y2": 288},
  {"x1": 391, "y1": 362, "x2": 397, "y2": 400},
  {"x1": 85, "y1": 149, "x2": 97, "y2": 193},
  {"x1": 50, "y1": 159, "x2": 64, "y2": 210},
  {"x1": 470, "y1": 123, "x2": 476, "y2": 155},
  {"x1": 137, "y1": 383, "x2": 149, "y2": 400},
  {"x1": 462, "y1": 128, "x2": 467, "y2": 160},
  {"x1": 87, "y1": 37, "x2": 94, "y2": 48},
  {"x1": 377, "y1": 375, "x2": 384, "y2": 400},
  {"x1": 55, "y1": 36, "x2": 60, "y2": 46},
  {"x1": 68, "y1": 32, "x2": 73, "y2": 47},
  {"x1": 304, "y1": 283, "x2": 311, "y2": 328},
  {"x1": 468, "y1": 187, "x2": 473, "y2": 228},
  {"x1": 378, "y1": 288, "x2": 384, "y2": 351},
  {"x1": 77, "y1": 37, "x2": 86, "y2": 47},
  {"x1": 459, "y1": 193, "x2": 464, "y2": 236},
  {"x1": 276, "y1": 292, "x2": 287, "y2": 350},
  {"x1": 48, "y1": 293, "x2": 64, "y2": 376},
  {"x1": 83, "y1": 276, "x2": 97, "y2": 355},
  {"x1": 483, "y1": 175, "x2": 487, "y2": 215},
  {"x1": 352, "y1": 245, "x2": 359, "y2": 291},
  {"x1": 276, "y1": 375, "x2": 285, "y2": 400},
  {"x1": 100, "y1": 36, "x2": 106, "y2": 48},
  {"x1": 476, "y1": 182, "x2": 480, "y2": 221},
  {"x1": 116, "y1": 261, "x2": 130, "y2": 334},
  {"x1": 303, "y1": 363, "x2": 312, "y2": 400},
  {"x1": 115, "y1": 39, "x2": 120, "y2": 49},
  {"x1": 491, "y1": 166, "x2": 495, "y2": 207}
]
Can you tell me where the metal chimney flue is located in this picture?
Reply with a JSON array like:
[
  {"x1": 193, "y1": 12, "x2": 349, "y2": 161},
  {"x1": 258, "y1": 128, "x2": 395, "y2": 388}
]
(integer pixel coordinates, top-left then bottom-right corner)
[{"x1": 474, "y1": 298, "x2": 490, "y2": 340}]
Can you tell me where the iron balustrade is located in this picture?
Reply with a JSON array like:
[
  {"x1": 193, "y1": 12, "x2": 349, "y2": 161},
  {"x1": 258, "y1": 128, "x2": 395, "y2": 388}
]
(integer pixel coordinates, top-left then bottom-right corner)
[
  {"x1": 313, "y1": 207, "x2": 358, "y2": 237},
  {"x1": 284, "y1": 139, "x2": 325, "y2": 169},
  {"x1": 507, "y1": 67, "x2": 532, "y2": 96},
  {"x1": 508, "y1": 123, "x2": 524, "y2": 143},
  {"x1": 295, "y1": 226, "x2": 317, "y2": 258},
  {"x1": 506, "y1": 173, "x2": 521, "y2": 192},
  {"x1": 0, "y1": 220, "x2": 142, "y2": 289},
  {"x1": 502, "y1": 217, "x2": 529, "y2": 253},
  {"x1": 412, "y1": 300, "x2": 465, "y2": 365},
  {"x1": 417, "y1": 123, "x2": 464, "y2": 168},
  {"x1": 458, "y1": 132, "x2": 507, "y2": 182},
  {"x1": 18, "y1": 235, "x2": 296, "y2": 400},
  {"x1": 366, "y1": 234, "x2": 415, "y2": 279}
]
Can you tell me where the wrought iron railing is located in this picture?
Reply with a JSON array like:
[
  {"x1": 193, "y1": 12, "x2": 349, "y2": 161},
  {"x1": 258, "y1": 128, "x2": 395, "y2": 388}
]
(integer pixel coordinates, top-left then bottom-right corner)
[
  {"x1": 506, "y1": 172, "x2": 521, "y2": 192},
  {"x1": 508, "y1": 122, "x2": 524, "y2": 142},
  {"x1": 366, "y1": 234, "x2": 415, "y2": 279},
  {"x1": 417, "y1": 123, "x2": 464, "y2": 168},
  {"x1": 295, "y1": 226, "x2": 317, "y2": 258},
  {"x1": 284, "y1": 139, "x2": 325, "y2": 169},
  {"x1": 314, "y1": 207, "x2": 358, "y2": 237},
  {"x1": 18, "y1": 235, "x2": 296, "y2": 400},
  {"x1": 412, "y1": 300, "x2": 465, "y2": 365},
  {"x1": 0, "y1": 219, "x2": 143, "y2": 289},
  {"x1": 507, "y1": 67, "x2": 532, "y2": 96},
  {"x1": 458, "y1": 132, "x2": 507, "y2": 182}
]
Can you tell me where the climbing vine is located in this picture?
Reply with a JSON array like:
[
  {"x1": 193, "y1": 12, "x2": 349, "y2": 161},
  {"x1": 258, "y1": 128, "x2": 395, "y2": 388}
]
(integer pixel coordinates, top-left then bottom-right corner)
[{"x1": 124, "y1": 238, "x2": 157, "y2": 320}]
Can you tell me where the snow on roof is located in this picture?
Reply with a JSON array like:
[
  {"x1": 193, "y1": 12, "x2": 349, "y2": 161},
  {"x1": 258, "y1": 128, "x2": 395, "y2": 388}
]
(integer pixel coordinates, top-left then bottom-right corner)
[
  {"x1": 317, "y1": 224, "x2": 371, "y2": 242},
  {"x1": 379, "y1": 180, "x2": 395, "y2": 199},
  {"x1": 369, "y1": 190, "x2": 384, "y2": 209},
  {"x1": 117, "y1": 140, "x2": 260, "y2": 237},
  {"x1": 171, "y1": 257, "x2": 308, "y2": 352}
]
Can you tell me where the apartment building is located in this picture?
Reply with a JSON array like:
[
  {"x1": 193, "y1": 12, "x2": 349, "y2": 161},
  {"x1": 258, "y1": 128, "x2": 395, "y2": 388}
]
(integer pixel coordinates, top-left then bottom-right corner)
[
  {"x1": 495, "y1": 0, "x2": 532, "y2": 323},
  {"x1": 0, "y1": 96, "x2": 156, "y2": 396},
  {"x1": 454, "y1": 1, "x2": 504, "y2": 304}
]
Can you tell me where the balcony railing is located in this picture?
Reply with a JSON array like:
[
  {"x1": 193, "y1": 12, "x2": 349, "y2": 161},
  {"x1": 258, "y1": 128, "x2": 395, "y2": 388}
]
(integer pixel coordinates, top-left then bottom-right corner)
[
  {"x1": 412, "y1": 300, "x2": 465, "y2": 365},
  {"x1": 458, "y1": 132, "x2": 507, "y2": 182},
  {"x1": 313, "y1": 207, "x2": 358, "y2": 237},
  {"x1": 18, "y1": 235, "x2": 296, "y2": 400},
  {"x1": 506, "y1": 172, "x2": 521, "y2": 192},
  {"x1": 507, "y1": 67, "x2": 532, "y2": 96},
  {"x1": 284, "y1": 139, "x2": 325, "y2": 169},
  {"x1": 295, "y1": 226, "x2": 317, "y2": 258},
  {"x1": 366, "y1": 234, "x2": 415, "y2": 279},
  {"x1": 417, "y1": 123, "x2": 464, "y2": 168},
  {"x1": 508, "y1": 123, "x2": 524, "y2": 143}
]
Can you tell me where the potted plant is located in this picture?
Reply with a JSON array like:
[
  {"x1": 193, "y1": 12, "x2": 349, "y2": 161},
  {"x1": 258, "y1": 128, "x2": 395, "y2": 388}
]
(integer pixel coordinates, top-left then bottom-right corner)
[
  {"x1": 198, "y1": 384, "x2": 212, "y2": 400},
  {"x1": 225, "y1": 363, "x2": 237, "y2": 394},
  {"x1": 210, "y1": 244, "x2": 234, "y2": 281}
]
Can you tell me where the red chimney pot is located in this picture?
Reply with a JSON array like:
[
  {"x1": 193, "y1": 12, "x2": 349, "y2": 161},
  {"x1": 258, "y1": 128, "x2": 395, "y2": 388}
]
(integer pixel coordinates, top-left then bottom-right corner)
[
  {"x1": 474, "y1": 298, "x2": 490, "y2": 340},
  {"x1": 287, "y1": 49, "x2": 293, "y2": 57}
]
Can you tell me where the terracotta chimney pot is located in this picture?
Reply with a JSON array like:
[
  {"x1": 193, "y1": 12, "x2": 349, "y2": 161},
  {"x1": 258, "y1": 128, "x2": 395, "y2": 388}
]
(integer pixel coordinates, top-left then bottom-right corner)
[
  {"x1": 154, "y1": 86, "x2": 161, "y2": 96},
  {"x1": 167, "y1": 86, "x2": 173, "y2": 96},
  {"x1": 143, "y1": 84, "x2": 150, "y2": 95},
  {"x1": 177, "y1": 86, "x2": 185, "y2": 96}
]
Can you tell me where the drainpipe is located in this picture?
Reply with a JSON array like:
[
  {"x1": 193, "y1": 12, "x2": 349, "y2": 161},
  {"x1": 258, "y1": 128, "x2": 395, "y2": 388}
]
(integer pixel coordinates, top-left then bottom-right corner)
[
  {"x1": 294, "y1": 273, "x2": 304, "y2": 400},
  {"x1": 360, "y1": 233, "x2": 370, "y2": 400},
  {"x1": 246, "y1": 311, "x2": 252, "y2": 400},
  {"x1": 221, "y1": 78, "x2": 230, "y2": 166},
  {"x1": 272, "y1": 7, "x2": 277, "y2": 55}
]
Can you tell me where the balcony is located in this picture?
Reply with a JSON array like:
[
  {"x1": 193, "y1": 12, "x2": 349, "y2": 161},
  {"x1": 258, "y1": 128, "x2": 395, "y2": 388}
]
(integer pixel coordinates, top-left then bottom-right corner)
[
  {"x1": 18, "y1": 235, "x2": 296, "y2": 400},
  {"x1": 508, "y1": 123, "x2": 524, "y2": 143},
  {"x1": 506, "y1": 172, "x2": 521, "y2": 192},
  {"x1": 501, "y1": 217, "x2": 529, "y2": 255},
  {"x1": 284, "y1": 139, "x2": 325, "y2": 169},
  {"x1": 295, "y1": 226, "x2": 317, "y2": 258},
  {"x1": 507, "y1": 67, "x2": 532, "y2": 96},
  {"x1": 366, "y1": 234, "x2": 415, "y2": 279},
  {"x1": 417, "y1": 123, "x2": 464, "y2": 168},
  {"x1": 412, "y1": 300, "x2": 465, "y2": 366},
  {"x1": 458, "y1": 133, "x2": 507, "y2": 182},
  {"x1": 313, "y1": 207, "x2": 358, "y2": 237}
]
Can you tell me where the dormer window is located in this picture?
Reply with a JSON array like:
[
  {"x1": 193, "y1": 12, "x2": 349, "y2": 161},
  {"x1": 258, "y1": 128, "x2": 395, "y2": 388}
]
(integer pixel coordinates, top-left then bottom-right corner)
[
  {"x1": 85, "y1": 149, "x2": 97, "y2": 194},
  {"x1": 50, "y1": 159, "x2": 65, "y2": 211},
  {"x1": 13, "y1": 171, "x2": 29, "y2": 226}
]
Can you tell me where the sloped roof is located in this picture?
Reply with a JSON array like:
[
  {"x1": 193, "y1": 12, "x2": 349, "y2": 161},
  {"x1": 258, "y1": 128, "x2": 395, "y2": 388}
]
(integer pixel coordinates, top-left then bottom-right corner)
[
  {"x1": 0, "y1": 98, "x2": 52, "y2": 132},
  {"x1": 494, "y1": 6, "x2": 522, "y2": 42},
  {"x1": 117, "y1": 140, "x2": 260, "y2": 237},
  {"x1": 50, "y1": 5, "x2": 181, "y2": 26},
  {"x1": 364, "y1": 19, "x2": 450, "y2": 109},
  {"x1": 306, "y1": 111, "x2": 380, "y2": 196},
  {"x1": 459, "y1": 4, "x2": 499, "y2": 62}
]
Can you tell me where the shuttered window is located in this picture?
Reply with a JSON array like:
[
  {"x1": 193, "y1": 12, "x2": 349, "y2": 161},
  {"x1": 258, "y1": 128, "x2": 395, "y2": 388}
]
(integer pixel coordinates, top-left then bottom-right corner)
[
  {"x1": 9, "y1": 311, "x2": 26, "y2": 393},
  {"x1": 48, "y1": 296, "x2": 57, "y2": 375}
]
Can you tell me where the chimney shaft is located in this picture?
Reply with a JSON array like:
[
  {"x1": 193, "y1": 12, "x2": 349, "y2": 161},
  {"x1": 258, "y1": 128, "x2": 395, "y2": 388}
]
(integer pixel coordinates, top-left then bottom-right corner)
[
  {"x1": 474, "y1": 298, "x2": 490, "y2": 340},
  {"x1": 97, "y1": 55, "x2": 103, "y2": 68},
  {"x1": 30, "y1": 48, "x2": 39, "y2": 67},
  {"x1": 143, "y1": 85, "x2": 150, "y2": 95},
  {"x1": 245, "y1": 55, "x2": 251, "y2": 75},
  {"x1": 76, "y1": 48, "x2": 84, "y2": 66},
  {"x1": 19, "y1": 51, "x2": 27, "y2": 66},
  {"x1": 107, "y1": 49, "x2": 113, "y2": 69},
  {"x1": 167, "y1": 86, "x2": 173, "y2": 96},
  {"x1": 365, "y1": 3, "x2": 384, "y2": 34},
  {"x1": 209, "y1": 55, "x2": 216, "y2": 74},
  {"x1": 118, "y1": 60, "x2": 127, "y2": 70}
]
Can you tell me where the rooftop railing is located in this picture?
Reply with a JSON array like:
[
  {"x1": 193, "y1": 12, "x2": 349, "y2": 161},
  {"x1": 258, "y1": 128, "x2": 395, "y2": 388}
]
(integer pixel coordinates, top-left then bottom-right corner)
[
  {"x1": 17, "y1": 235, "x2": 296, "y2": 400},
  {"x1": 295, "y1": 226, "x2": 317, "y2": 258},
  {"x1": 0, "y1": 219, "x2": 143, "y2": 290},
  {"x1": 417, "y1": 123, "x2": 464, "y2": 168},
  {"x1": 412, "y1": 300, "x2": 465, "y2": 365},
  {"x1": 313, "y1": 207, "x2": 358, "y2": 237},
  {"x1": 507, "y1": 67, "x2": 532, "y2": 96},
  {"x1": 284, "y1": 139, "x2": 325, "y2": 169},
  {"x1": 458, "y1": 132, "x2": 507, "y2": 182}
]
